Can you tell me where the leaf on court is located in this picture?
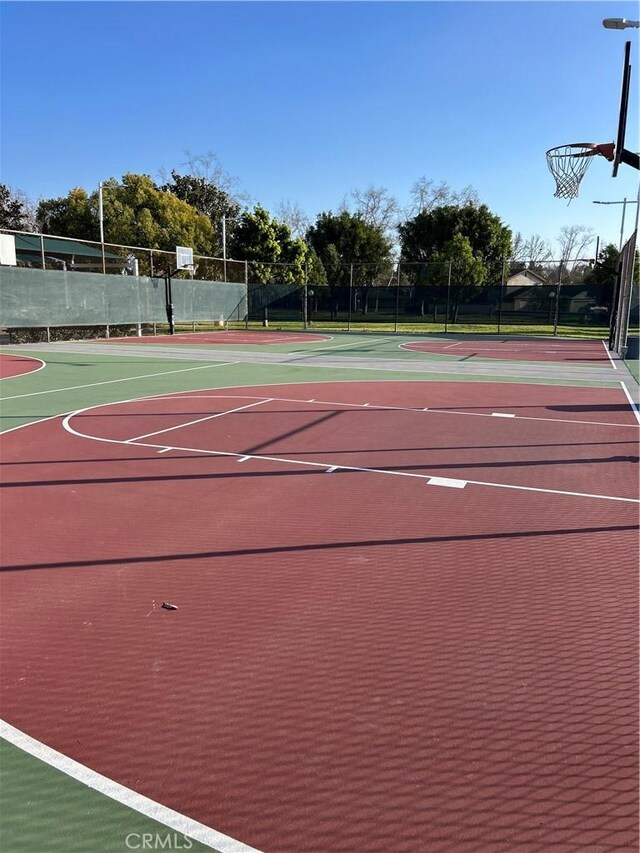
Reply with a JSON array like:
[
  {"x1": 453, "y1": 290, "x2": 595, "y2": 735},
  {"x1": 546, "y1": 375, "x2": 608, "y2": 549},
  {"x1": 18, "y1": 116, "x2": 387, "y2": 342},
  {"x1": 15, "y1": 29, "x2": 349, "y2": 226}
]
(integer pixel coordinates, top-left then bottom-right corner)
[{"x1": 161, "y1": 602, "x2": 179, "y2": 611}]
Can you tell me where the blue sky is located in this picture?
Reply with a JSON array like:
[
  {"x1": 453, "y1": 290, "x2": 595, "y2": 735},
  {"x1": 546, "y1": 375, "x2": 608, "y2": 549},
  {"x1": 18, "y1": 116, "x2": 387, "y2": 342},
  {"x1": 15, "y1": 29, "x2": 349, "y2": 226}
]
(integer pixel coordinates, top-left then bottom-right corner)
[{"x1": 1, "y1": 1, "x2": 638, "y2": 256}]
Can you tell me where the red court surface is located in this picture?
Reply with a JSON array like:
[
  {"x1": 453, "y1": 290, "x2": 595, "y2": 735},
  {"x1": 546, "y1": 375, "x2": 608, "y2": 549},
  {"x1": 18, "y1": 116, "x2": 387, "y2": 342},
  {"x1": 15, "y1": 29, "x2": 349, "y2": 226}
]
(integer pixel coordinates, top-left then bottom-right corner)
[
  {"x1": 400, "y1": 337, "x2": 613, "y2": 364},
  {"x1": 104, "y1": 331, "x2": 332, "y2": 346},
  {"x1": 1, "y1": 380, "x2": 638, "y2": 851},
  {"x1": 0, "y1": 353, "x2": 45, "y2": 379}
]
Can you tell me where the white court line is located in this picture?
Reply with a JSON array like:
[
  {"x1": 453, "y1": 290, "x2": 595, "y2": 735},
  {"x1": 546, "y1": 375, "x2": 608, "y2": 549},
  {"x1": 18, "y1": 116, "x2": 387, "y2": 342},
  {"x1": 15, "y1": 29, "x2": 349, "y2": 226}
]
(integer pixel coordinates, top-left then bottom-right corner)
[
  {"x1": 602, "y1": 340, "x2": 618, "y2": 369},
  {"x1": 0, "y1": 720, "x2": 259, "y2": 853},
  {"x1": 491, "y1": 412, "x2": 516, "y2": 418},
  {"x1": 443, "y1": 342, "x2": 463, "y2": 349},
  {"x1": 126, "y1": 399, "x2": 270, "y2": 442},
  {"x1": 0, "y1": 362, "x2": 238, "y2": 401},
  {"x1": 0, "y1": 353, "x2": 47, "y2": 381},
  {"x1": 158, "y1": 393, "x2": 638, "y2": 430},
  {"x1": 61, "y1": 412, "x2": 640, "y2": 504},
  {"x1": 620, "y1": 380, "x2": 640, "y2": 426},
  {"x1": 428, "y1": 477, "x2": 467, "y2": 488},
  {"x1": 292, "y1": 336, "x2": 390, "y2": 353}
]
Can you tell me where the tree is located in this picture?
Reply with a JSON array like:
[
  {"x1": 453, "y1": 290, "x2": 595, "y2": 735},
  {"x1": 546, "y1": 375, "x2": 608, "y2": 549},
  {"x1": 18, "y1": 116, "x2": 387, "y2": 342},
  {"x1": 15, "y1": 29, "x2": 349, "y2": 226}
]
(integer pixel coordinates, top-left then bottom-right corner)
[
  {"x1": 274, "y1": 200, "x2": 310, "y2": 240},
  {"x1": 306, "y1": 210, "x2": 394, "y2": 316},
  {"x1": 398, "y1": 203, "x2": 511, "y2": 322},
  {"x1": 406, "y1": 178, "x2": 480, "y2": 217},
  {"x1": 398, "y1": 203, "x2": 511, "y2": 281},
  {"x1": 551, "y1": 224, "x2": 597, "y2": 284},
  {"x1": 306, "y1": 210, "x2": 393, "y2": 286},
  {"x1": 228, "y1": 205, "x2": 309, "y2": 284},
  {"x1": 557, "y1": 224, "x2": 596, "y2": 262},
  {"x1": 511, "y1": 232, "x2": 552, "y2": 265},
  {"x1": 584, "y1": 243, "x2": 619, "y2": 286},
  {"x1": 159, "y1": 170, "x2": 241, "y2": 256},
  {"x1": 0, "y1": 184, "x2": 32, "y2": 230},
  {"x1": 343, "y1": 185, "x2": 400, "y2": 237},
  {"x1": 429, "y1": 234, "x2": 488, "y2": 322},
  {"x1": 37, "y1": 188, "x2": 97, "y2": 240},
  {"x1": 37, "y1": 175, "x2": 216, "y2": 260}
]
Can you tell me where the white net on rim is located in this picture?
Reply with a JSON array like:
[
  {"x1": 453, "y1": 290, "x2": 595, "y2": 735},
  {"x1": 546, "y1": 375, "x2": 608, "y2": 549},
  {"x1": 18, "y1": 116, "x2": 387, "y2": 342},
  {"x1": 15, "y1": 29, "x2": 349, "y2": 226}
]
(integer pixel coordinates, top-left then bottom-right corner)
[{"x1": 546, "y1": 145, "x2": 596, "y2": 201}]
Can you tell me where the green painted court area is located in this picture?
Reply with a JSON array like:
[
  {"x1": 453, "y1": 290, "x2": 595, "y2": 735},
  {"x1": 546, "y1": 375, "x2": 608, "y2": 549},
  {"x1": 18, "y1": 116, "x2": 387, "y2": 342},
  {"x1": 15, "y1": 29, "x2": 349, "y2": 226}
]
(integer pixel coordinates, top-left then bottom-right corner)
[
  {"x1": 1, "y1": 332, "x2": 638, "y2": 853},
  {"x1": 0, "y1": 740, "x2": 218, "y2": 853}
]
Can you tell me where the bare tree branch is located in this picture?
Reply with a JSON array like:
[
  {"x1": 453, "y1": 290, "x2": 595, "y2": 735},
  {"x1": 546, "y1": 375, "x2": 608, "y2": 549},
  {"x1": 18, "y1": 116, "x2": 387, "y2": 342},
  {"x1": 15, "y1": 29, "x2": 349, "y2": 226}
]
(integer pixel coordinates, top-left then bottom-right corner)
[{"x1": 274, "y1": 199, "x2": 311, "y2": 239}]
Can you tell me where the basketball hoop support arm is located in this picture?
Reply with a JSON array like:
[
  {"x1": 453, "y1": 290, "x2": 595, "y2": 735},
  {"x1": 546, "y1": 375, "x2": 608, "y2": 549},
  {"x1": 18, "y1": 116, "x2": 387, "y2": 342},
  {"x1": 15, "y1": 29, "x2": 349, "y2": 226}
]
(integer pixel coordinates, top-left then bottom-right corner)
[{"x1": 617, "y1": 148, "x2": 640, "y2": 171}]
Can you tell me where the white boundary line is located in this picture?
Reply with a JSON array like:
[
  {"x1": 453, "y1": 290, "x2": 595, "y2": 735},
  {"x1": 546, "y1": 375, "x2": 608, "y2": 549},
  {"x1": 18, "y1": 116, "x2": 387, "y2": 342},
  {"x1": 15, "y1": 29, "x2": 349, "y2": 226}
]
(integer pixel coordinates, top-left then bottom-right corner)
[
  {"x1": 0, "y1": 720, "x2": 260, "y2": 853},
  {"x1": 0, "y1": 412, "x2": 73, "y2": 437},
  {"x1": 620, "y1": 380, "x2": 640, "y2": 426},
  {"x1": 61, "y1": 400, "x2": 639, "y2": 504},
  {"x1": 602, "y1": 340, "x2": 618, "y2": 369},
  {"x1": 0, "y1": 362, "x2": 238, "y2": 402},
  {"x1": 0, "y1": 353, "x2": 47, "y2": 381}
]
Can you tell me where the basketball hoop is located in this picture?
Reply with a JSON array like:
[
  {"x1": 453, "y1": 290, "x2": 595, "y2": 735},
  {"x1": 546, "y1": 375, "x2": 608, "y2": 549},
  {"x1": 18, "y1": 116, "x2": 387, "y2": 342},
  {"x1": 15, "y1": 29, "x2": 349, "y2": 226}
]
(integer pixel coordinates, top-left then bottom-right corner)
[{"x1": 546, "y1": 142, "x2": 615, "y2": 201}]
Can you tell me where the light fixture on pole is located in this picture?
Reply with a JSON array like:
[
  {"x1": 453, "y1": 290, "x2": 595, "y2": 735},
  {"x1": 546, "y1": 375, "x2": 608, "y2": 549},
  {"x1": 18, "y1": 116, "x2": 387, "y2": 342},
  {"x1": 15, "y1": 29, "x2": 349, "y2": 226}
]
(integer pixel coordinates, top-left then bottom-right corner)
[
  {"x1": 592, "y1": 198, "x2": 640, "y2": 251},
  {"x1": 602, "y1": 18, "x2": 639, "y2": 29}
]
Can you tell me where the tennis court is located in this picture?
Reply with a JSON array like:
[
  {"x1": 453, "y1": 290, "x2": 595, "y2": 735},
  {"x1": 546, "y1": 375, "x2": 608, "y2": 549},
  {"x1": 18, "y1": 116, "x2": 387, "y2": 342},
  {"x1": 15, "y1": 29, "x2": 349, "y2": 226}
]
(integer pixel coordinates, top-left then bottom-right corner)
[{"x1": 1, "y1": 331, "x2": 638, "y2": 852}]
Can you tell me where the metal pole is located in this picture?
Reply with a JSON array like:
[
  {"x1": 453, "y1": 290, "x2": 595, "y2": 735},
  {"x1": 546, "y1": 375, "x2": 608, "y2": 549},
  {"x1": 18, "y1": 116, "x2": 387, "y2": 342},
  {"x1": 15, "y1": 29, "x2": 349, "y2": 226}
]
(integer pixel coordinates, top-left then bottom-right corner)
[
  {"x1": 394, "y1": 262, "x2": 401, "y2": 333},
  {"x1": 445, "y1": 262, "x2": 451, "y2": 334},
  {"x1": 553, "y1": 263, "x2": 562, "y2": 337},
  {"x1": 617, "y1": 190, "x2": 639, "y2": 352},
  {"x1": 497, "y1": 257, "x2": 505, "y2": 334},
  {"x1": 303, "y1": 263, "x2": 308, "y2": 330},
  {"x1": 222, "y1": 216, "x2": 227, "y2": 282},
  {"x1": 348, "y1": 264, "x2": 353, "y2": 332},
  {"x1": 40, "y1": 234, "x2": 45, "y2": 270},
  {"x1": 98, "y1": 182, "x2": 106, "y2": 274},
  {"x1": 592, "y1": 198, "x2": 639, "y2": 252},
  {"x1": 619, "y1": 198, "x2": 627, "y2": 252},
  {"x1": 165, "y1": 272, "x2": 175, "y2": 334},
  {"x1": 244, "y1": 260, "x2": 249, "y2": 330}
]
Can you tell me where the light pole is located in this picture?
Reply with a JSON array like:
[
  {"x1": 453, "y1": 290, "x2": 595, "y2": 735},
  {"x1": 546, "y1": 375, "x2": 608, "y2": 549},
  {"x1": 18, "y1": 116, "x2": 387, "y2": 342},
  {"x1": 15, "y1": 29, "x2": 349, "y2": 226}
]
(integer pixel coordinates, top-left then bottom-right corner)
[
  {"x1": 221, "y1": 214, "x2": 241, "y2": 282},
  {"x1": 98, "y1": 180, "x2": 125, "y2": 274},
  {"x1": 592, "y1": 198, "x2": 640, "y2": 251},
  {"x1": 602, "y1": 18, "x2": 639, "y2": 29},
  {"x1": 98, "y1": 181, "x2": 106, "y2": 273},
  {"x1": 222, "y1": 215, "x2": 228, "y2": 282}
]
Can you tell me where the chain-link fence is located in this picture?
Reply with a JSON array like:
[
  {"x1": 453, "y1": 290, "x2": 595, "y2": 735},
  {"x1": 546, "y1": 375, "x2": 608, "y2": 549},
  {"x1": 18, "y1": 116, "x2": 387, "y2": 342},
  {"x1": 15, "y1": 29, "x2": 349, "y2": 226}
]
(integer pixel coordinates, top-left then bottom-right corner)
[
  {"x1": 0, "y1": 228, "x2": 622, "y2": 338},
  {"x1": 303, "y1": 259, "x2": 616, "y2": 335},
  {"x1": 610, "y1": 231, "x2": 639, "y2": 366}
]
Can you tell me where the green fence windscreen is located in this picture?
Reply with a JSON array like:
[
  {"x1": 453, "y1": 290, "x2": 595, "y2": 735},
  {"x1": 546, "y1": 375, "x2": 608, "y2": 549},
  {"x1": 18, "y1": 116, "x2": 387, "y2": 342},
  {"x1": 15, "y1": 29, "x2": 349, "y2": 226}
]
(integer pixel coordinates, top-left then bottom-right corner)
[{"x1": 0, "y1": 268, "x2": 247, "y2": 328}]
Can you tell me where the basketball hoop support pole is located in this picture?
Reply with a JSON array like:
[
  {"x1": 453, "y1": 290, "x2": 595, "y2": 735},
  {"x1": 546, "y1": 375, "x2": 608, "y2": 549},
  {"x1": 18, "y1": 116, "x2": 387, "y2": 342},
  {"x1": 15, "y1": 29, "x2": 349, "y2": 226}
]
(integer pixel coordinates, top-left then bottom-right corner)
[{"x1": 165, "y1": 268, "x2": 179, "y2": 335}]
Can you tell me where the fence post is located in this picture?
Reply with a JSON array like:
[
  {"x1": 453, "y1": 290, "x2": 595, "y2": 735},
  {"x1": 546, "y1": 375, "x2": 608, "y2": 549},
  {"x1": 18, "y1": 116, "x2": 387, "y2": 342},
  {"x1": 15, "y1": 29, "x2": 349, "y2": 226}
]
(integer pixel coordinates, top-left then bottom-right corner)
[
  {"x1": 303, "y1": 263, "x2": 308, "y2": 330},
  {"x1": 497, "y1": 257, "x2": 505, "y2": 334},
  {"x1": 40, "y1": 235, "x2": 45, "y2": 270},
  {"x1": 348, "y1": 264, "x2": 353, "y2": 332},
  {"x1": 394, "y1": 262, "x2": 401, "y2": 333},
  {"x1": 445, "y1": 262, "x2": 451, "y2": 334},
  {"x1": 150, "y1": 250, "x2": 154, "y2": 277},
  {"x1": 244, "y1": 261, "x2": 249, "y2": 330},
  {"x1": 553, "y1": 263, "x2": 563, "y2": 337}
]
